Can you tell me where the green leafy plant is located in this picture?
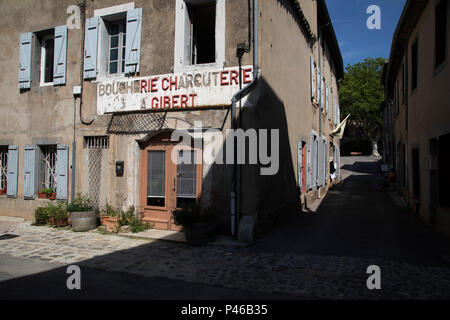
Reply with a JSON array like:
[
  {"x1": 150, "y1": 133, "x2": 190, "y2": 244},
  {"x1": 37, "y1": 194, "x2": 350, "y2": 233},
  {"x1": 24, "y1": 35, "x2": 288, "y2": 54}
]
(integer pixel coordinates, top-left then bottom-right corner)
[
  {"x1": 118, "y1": 205, "x2": 136, "y2": 226},
  {"x1": 172, "y1": 204, "x2": 216, "y2": 226},
  {"x1": 41, "y1": 187, "x2": 55, "y2": 195},
  {"x1": 67, "y1": 193, "x2": 93, "y2": 212},
  {"x1": 100, "y1": 203, "x2": 118, "y2": 217},
  {"x1": 129, "y1": 215, "x2": 151, "y2": 233},
  {"x1": 34, "y1": 206, "x2": 50, "y2": 225}
]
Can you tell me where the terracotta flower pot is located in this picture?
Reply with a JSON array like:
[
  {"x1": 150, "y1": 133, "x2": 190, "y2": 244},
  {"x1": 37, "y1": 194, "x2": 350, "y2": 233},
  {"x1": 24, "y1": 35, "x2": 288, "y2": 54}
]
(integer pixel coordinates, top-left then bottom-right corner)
[
  {"x1": 101, "y1": 216, "x2": 119, "y2": 232},
  {"x1": 38, "y1": 192, "x2": 56, "y2": 200}
]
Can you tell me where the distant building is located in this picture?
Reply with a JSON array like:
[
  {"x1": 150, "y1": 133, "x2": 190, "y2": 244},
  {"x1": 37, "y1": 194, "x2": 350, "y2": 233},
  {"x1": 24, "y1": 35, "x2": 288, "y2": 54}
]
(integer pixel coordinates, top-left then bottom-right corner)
[
  {"x1": 0, "y1": 0, "x2": 343, "y2": 238},
  {"x1": 383, "y1": 0, "x2": 450, "y2": 235}
]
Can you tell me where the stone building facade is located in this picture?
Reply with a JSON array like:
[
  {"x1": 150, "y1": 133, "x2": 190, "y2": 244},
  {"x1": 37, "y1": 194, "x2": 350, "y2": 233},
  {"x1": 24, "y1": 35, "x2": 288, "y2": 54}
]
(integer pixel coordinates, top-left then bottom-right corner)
[
  {"x1": 383, "y1": 0, "x2": 450, "y2": 235},
  {"x1": 0, "y1": 0, "x2": 343, "y2": 237}
]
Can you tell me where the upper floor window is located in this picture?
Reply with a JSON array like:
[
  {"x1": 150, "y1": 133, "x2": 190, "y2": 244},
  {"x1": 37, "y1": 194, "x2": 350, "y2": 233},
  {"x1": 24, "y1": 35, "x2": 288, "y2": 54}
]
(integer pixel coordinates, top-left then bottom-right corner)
[
  {"x1": 174, "y1": 0, "x2": 225, "y2": 72},
  {"x1": 435, "y1": 0, "x2": 447, "y2": 67},
  {"x1": 83, "y1": 4, "x2": 142, "y2": 80},
  {"x1": 40, "y1": 33, "x2": 55, "y2": 85},
  {"x1": 108, "y1": 21, "x2": 127, "y2": 75},
  {"x1": 18, "y1": 26, "x2": 67, "y2": 90},
  {"x1": 186, "y1": 2, "x2": 216, "y2": 65},
  {"x1": 411, "y1": 39, "x2": 418, "y2": 91}
]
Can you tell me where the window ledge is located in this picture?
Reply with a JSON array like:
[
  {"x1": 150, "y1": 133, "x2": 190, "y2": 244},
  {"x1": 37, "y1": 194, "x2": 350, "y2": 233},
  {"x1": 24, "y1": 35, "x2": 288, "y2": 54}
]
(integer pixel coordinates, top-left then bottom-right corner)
[{"x1": 40, "y1": 82, "x2": 54, "y2": 87}]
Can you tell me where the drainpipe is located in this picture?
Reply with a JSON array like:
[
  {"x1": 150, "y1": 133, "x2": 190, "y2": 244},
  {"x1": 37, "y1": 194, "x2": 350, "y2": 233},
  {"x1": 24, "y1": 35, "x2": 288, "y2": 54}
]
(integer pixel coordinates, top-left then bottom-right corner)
[{"x1": 231, "y1": 0, "x2": 259, "y2": 237}]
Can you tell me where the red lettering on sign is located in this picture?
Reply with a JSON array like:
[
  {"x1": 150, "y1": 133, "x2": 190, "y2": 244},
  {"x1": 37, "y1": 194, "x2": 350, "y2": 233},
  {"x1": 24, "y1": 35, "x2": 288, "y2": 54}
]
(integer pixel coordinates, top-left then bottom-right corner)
[
  {"x1": 220, "y1": 71, "x2": 229, "y2": 86},
  {"x1": 181, "y1": 95, "x2": 189, "y2": 107},
  {"x1": 172, "y1": 95, "x2": 180, "y2": 108},
  {"x1": 243, "y1": 69, "x2": 252, "y2": 84},
  {"x1": 141, "y1": 80, "x2": 148, "y2": 93},
  {"x1": 162, "y1": 78, "x2": 170, "y2": 91},
  {"x1": 152, "y1": 97, "x2": 159, "y2": 109},
  {"x1": 170, "y1": 77, "x2": 178, "y2": 91},
  {"x1": 230, "y1": 70, "x2": 239, "y2": 85},
  {"x1": 150, "y1": 78, "x2": 158, "y2": 93},
  {"x1": 190, "y1": 93, "x2": 197, "y2": 107},
  {"x1": 164, "y1": 96, "x2": 171, "y2": 109}
]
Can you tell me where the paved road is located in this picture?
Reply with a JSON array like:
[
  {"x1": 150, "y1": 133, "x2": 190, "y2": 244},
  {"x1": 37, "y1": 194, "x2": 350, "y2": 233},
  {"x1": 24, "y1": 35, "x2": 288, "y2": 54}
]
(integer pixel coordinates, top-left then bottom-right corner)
[
  {"x1": 251, "y1": 156, "x2": 450, "y2": 266},
  {"x1": 1, "y1": 156, "x2": 450, "y2": 299}
]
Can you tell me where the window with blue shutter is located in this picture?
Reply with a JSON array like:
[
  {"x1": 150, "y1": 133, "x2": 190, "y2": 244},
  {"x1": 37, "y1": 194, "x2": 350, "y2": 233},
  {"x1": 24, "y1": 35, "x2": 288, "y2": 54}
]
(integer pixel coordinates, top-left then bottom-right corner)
[
  {"x1": 84, "y1": 16, "x2": 99, "y2": 79},
  {"x1": 306, "y1": 142, "x2": 311, "y2": 190},
  {"x1": 125, "y1": 8, "x2": 142, "y2": 74},
  {"x1": 310, "y1": 56, "x2": 316, "y2": 101},
  {"x1": 56, "y1": 145, "x2": 69, "y2": 201},
  {"x1": 53, "y1": 25, "x2": 68, "y2": 85},
  {"x1": 7, "y1": 146, "x2": 19, "y2": 198},
  {"x1": 19, "y1": 33, "x2": 33, "y2": 89},
  {"x1": 311, "y1": 133, "x2": 318, "y2": 190},
  {"x1": 23, "y1": 145, "x2": 37, "y2": 199},
  {"x1": 298, "y1": 141, "x2": 302, "y2": 191}
]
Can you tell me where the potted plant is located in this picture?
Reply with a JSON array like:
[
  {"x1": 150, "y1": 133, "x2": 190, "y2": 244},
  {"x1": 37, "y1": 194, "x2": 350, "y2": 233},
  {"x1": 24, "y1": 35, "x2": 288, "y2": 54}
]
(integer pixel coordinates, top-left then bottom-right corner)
[
  {"x1": 67, "y1": 193, "x2": 97, "y2": 232},
  {"x1": 100, "y1": 203, "x2": 119, "y2": 233},
  {"x1": 172, "y1": 204, "x2": 217, "y2": 246},
  {"x1": 48, "y1": 203, "x2": 69, "y2": 227},
  {"x1": 38, "y1": 188, "x2": 56, "y2": 200}
]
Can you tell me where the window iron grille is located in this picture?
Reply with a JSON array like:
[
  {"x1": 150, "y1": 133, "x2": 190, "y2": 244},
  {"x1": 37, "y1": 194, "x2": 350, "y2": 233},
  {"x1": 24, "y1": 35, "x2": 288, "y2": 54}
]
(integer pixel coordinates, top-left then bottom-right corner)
[
  {"x1": 84, "y1": 136, "x2": 110, "y2": 149},
  {"x1": 0, "y1": 149, "x2": 7, "y2": 191},
  {"x1": 41, "y1": 146, "x2": 57, "y2": 190}
]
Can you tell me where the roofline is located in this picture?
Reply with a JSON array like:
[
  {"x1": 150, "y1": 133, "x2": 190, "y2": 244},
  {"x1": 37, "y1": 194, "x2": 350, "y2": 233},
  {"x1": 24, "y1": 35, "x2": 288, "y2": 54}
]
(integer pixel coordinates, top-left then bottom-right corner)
[
  {"x1": 384, "y1": 0, "x2": 429, "y2": 97},
  {"x1": 317, "y1": 0, "x2": 344, "y2": 80}
]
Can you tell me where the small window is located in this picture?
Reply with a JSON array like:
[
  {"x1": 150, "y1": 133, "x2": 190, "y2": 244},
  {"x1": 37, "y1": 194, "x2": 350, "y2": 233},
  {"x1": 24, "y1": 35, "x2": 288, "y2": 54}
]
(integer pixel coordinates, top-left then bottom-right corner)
[
  {"x1": 84, "y1": 136, "x2": 110, "y2": 149},
  {"x1": 186, "y1": 2, "x2": 216, "y2": 65},
  {"x1": 0, "y1": 147, "x2": 8, "y2": 195},
  {"x1": 108, "y1": 21, "x2": 127, "y2": 74},
  {"x1": 411, "y1": 39, "x2": 419, "y2": 91},
  {"x1": 38, "y1": 145, "x2": 57, "y2": 192},
  {"x1": 40, "y1": 33, "x2": 55, "y2": 85},
  {"x1": 435, "y1": 0, "x2": 448, "y2": 67}
]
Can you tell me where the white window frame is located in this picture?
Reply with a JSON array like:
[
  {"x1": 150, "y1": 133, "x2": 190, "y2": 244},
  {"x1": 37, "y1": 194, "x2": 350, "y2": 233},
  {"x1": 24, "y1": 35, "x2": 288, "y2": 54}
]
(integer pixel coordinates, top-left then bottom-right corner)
[
  {"x1": 94, "y1": 2, "x2": 135, "y2": 81},
  {"x1": 107, "y1": 21, "x2": 127, "y2": 75},
  {"x1": 174, "y1": 0, "x2": 226, "y2": 73},
  {"x1": 40, "y1": 34, "x2": 54, "y2": 86}
]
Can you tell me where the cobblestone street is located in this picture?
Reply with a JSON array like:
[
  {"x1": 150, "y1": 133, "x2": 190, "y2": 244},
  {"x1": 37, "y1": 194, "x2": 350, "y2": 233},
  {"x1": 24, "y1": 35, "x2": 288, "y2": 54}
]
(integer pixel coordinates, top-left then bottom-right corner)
[{"x1": 1, "y1": 157, "x2": 450, "y2": 299}]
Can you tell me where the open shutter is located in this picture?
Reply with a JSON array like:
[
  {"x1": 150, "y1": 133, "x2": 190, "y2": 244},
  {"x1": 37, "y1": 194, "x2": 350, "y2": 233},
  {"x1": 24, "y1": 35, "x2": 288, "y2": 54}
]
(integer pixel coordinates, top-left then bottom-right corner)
[
  {"x1": 6, "y1": 146, "x2": 19, "y2": 198},
  {"x1": 310, "y1": 56, "x2": 315, "y2": 100},
  {"x1": 53, "y1": 25, "x2": 68, "y2": 85},
  {"x1": 325, "y1": 83, "x2": 329, "y2": 114},
  {"x1": 18, "y1": 33, "x2": 33, "y2": 89},
  {"x1": 306, "y1": 142, "x2": 311, "y2": 190},
  {"x1": 56, "y1": 145, "x2": 69, "y2": 201},
  {"x1": 298, "y1": 141, "x2": 302, "y2": 191},
  {"x1": 325, "y1": 140, "x2": 328, "y2": 185},
  {"x1": 84, "y1": 16, "x2": 99, "y2": 79},
  {"x1": 125, "y1": 8, "x2": 142, "y2": 74},
  {"x1": 318, "y1": 69, "x2": 322, "y2": 110},
  {"x1": 23, "y1": 145, "x2": 37, "y2": 199},
  {"x1": 310, "y1": 133, "x2": 317, "y2": 190},
  {"x1": 318, "y1": 138, "x2": 324, "y2": 187},
  {"x1": 184, "y1": 4, "x2": 193, "y2": 65}
]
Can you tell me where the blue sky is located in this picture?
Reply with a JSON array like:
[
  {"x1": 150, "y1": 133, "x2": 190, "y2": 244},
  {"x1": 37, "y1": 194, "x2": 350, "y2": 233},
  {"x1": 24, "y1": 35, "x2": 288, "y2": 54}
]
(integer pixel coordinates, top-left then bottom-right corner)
[{"x1": 325, "y1": 0, "x2": 406, "y2": 69}]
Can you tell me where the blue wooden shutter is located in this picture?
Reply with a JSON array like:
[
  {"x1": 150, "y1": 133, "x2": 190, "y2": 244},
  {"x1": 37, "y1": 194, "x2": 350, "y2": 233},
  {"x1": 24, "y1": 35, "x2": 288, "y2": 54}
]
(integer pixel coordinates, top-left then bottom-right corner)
[
  {"x1": 23, "y1": 145, "x2": 37, "y2": 199},
  {"x1": 18, "y1": 33, "x2": 33, "y2": 89},
  {"x1": 125, "y1": 8, "x2": 142, "y2": 74},
  {"x1": 306, "y1": 142, "x2": 311, "y2": 190},
  {"x1": 311, "y1": 133, "x2": 317, "y2": 190},
  {"x1": 6, "y1": 146, "x2": 19, "y2": 198},
  {"x1": 53, "y1": 25, "x2": 68, "y2": 85},
  {"x1": 56, "y1": 144, "x2": 69, "y2": 201},
  {"x1": 325, "y1": 140, "x2": 328, "y2": 185},
  {"x1": 84, "y1": 17, "x2": 99, "y2": 79},
  {"x1": 325, "y1": 83, "x2": 329, "y2": 114},
  {"x1": 298, "y1": 141, "x2": 302, "y2": 191},
  {"x1": 310, "y1": 56, "x2": 315, "y2": 100}
]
